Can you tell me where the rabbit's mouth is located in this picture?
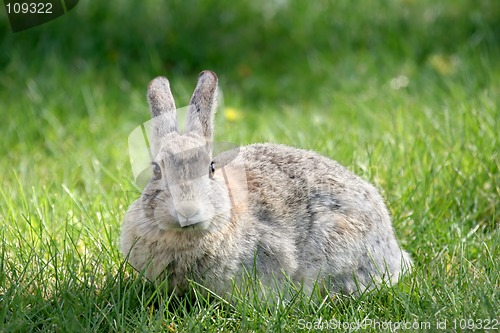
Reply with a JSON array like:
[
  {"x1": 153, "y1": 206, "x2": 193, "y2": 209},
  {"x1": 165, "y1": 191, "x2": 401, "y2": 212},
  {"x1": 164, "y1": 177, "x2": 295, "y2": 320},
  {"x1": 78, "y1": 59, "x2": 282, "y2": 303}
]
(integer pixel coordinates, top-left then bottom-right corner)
[
  {"x1": 178, "y1": 222, "x2": 210, "y2": 231},
  {"x1": 176, "y1": 213, "x2": 209, "y2": 229}
]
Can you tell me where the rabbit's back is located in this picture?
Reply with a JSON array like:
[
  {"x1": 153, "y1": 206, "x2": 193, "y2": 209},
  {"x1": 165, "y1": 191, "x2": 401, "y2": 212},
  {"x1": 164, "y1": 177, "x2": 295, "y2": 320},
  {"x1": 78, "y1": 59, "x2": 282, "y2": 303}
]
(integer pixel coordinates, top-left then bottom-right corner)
[
  {"x1": 234, "y1": 143, "x2": 390, "y2": 233},
  {"x1": 223, "y1": 143, "x2": 410, "y2": 293}
]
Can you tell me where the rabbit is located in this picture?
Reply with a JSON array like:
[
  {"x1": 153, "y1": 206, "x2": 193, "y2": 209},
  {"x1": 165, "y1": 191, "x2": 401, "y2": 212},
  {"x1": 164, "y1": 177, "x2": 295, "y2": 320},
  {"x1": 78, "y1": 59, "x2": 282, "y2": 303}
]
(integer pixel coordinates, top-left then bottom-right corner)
[{"x1": 120, "y1": 70, "x2": 412, "y2": 299}]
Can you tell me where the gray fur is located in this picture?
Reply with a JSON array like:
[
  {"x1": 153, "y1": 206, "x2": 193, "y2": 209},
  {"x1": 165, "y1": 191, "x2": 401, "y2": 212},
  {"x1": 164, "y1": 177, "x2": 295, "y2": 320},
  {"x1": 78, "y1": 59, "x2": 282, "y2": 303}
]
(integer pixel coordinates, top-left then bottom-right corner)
[{"x1": 121, "y1": 71, "x2": 412, "y2": 298}]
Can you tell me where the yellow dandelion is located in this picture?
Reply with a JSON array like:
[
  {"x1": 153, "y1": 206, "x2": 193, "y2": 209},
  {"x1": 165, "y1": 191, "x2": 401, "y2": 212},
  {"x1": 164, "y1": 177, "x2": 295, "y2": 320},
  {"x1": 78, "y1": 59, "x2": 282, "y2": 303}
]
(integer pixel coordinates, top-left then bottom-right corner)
[
  {"x1": 428, "y1": 54, "x2": 459, "y2": 76},
  {"x1": 224, "y1": 107, "x2": 243, "y2": 122}
]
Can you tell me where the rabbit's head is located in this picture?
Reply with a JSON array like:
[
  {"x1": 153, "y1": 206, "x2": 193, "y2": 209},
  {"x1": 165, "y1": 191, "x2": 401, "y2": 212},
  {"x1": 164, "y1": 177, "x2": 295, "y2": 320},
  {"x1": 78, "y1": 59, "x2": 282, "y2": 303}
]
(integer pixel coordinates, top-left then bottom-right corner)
[{"x1": 140, "y1": 71, "x2": 232, "y2": 232}]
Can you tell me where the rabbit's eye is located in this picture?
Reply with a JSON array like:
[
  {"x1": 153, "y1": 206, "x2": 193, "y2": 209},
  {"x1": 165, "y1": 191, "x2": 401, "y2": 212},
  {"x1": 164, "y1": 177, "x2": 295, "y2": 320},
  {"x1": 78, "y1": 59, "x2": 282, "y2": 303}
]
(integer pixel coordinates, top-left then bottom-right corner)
[
  {"x1": 152, "y1": 162, "x2": 162, "y2": 181},
  {"x1": 208, "y1": 161, "x2": 215, "y2": 179}
]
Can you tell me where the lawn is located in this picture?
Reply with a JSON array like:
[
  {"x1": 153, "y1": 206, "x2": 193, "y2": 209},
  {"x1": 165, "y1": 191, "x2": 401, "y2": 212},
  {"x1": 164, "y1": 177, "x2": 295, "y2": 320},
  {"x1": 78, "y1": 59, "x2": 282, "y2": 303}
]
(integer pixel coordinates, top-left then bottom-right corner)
[{"x1": 0, "y1": 0, "x2": 499, "y2": 332}]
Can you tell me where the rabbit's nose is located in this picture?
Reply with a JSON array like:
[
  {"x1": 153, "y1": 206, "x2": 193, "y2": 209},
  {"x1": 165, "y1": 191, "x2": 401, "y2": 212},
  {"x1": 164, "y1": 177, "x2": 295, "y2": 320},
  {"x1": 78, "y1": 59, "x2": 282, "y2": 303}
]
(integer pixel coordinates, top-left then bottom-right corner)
[{"x1": 176, "y1": 201, "x2": 201, "y2": 227}]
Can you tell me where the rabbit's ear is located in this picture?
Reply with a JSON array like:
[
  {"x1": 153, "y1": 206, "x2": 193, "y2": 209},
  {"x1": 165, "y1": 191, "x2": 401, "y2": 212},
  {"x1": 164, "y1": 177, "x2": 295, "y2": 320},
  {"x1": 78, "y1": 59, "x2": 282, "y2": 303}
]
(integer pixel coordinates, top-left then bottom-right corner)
[
  {"x1": 148, "y1": 77, "x2": 177, "y2": 135},
  {"x1": 186, "y1": 70, "x2": 218, "y2": 141},
  {"x1": 147, "y1": 77, "x2": 177, "y2": 157}
]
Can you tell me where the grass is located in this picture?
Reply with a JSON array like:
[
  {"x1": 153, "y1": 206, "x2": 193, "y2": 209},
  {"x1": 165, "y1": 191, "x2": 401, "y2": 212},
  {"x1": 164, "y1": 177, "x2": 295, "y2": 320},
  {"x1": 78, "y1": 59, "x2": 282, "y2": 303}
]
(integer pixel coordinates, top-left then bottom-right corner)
[{"x1": 1, "y1": 0, "x2": 499, "y2": 332}]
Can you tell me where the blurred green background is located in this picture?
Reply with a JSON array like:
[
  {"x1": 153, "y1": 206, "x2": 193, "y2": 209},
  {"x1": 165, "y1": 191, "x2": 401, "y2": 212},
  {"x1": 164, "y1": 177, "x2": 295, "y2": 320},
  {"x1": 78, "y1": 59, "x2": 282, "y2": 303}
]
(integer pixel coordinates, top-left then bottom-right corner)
[{"x1": 2, "y1": 0, "x2": 499, "y2": 101}]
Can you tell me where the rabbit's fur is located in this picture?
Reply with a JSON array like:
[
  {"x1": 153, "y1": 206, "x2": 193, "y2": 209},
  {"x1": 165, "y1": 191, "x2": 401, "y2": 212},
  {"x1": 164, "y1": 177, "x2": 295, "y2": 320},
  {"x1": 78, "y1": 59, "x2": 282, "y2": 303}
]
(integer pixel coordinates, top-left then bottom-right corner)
[{"x1": 121, "y1": 71, "x2": 412, "y2": 298}]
